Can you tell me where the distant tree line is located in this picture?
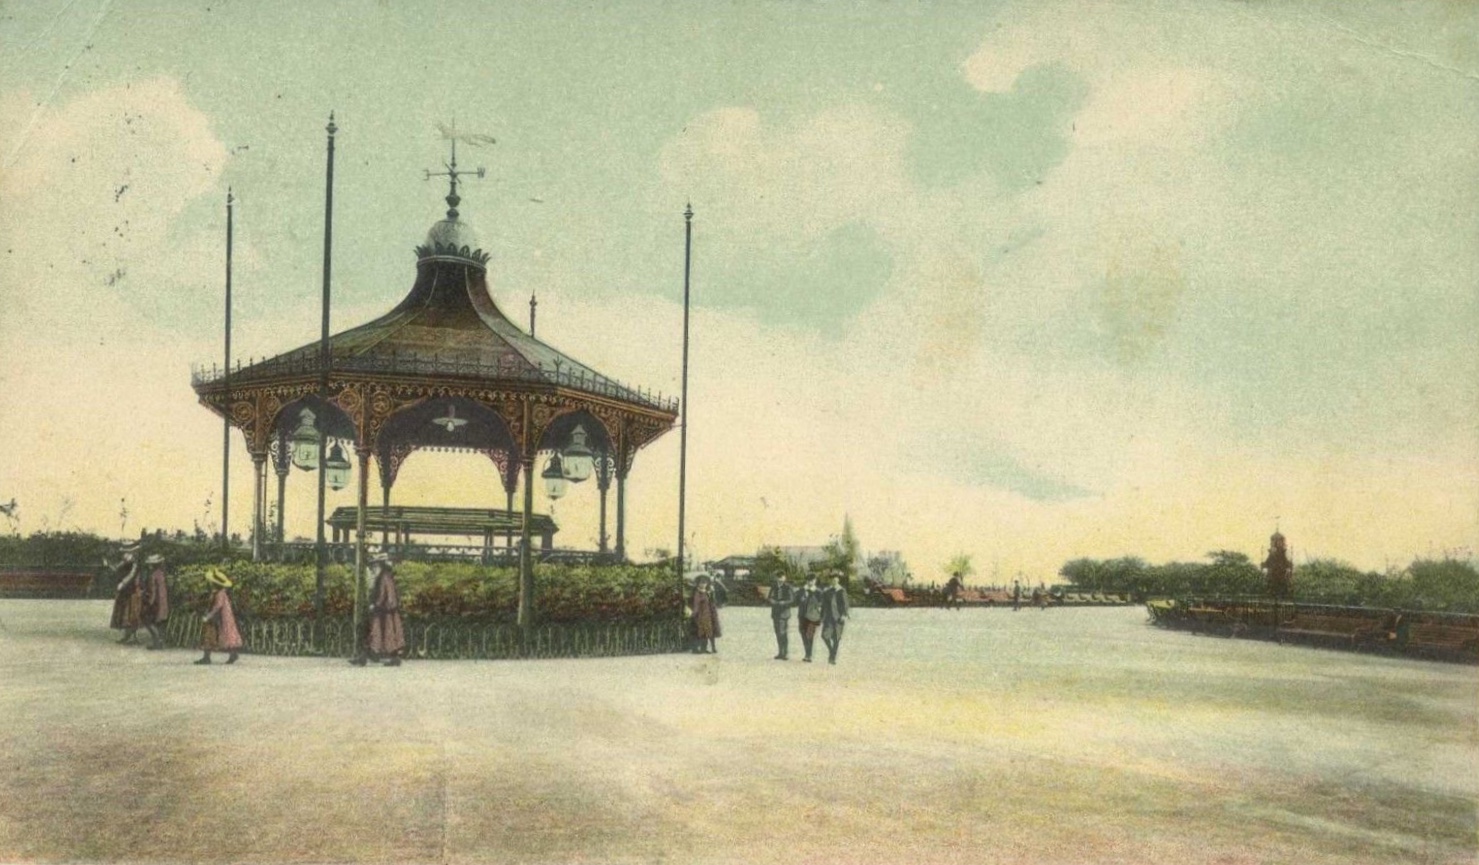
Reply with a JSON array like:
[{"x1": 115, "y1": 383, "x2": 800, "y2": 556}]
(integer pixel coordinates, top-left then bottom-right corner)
[
  {"x1": 1059, "y1": 552, "x2": 1479, "y2": 612},
  {"x1": 0, "y1": 529, "x2": 251, "y2": 570}
]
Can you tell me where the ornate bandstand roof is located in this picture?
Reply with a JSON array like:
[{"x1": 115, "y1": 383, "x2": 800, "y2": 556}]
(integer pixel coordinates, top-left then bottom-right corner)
[{"x1": 192, "y1": 160, "x2": 677, "y2": 490}]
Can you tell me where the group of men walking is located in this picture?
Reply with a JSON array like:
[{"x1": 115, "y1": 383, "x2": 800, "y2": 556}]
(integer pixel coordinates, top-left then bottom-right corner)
[{"x1": 767, "y1": 572, "x2": 850, "y2": 664}]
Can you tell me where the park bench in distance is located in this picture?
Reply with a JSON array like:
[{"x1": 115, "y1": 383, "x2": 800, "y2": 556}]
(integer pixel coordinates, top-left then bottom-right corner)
[
  {"x1": 0, "y1": 568, "x2": 95, "y2": 599},
  {"x1": 1276, "y1": 614, "x2": 1381, "y2": 649},
  {"x1": 1402, "y1": 623, "x2": 1479, "y2": 661},
  {"x1": 877, "y1": 587, "x2": 912, "y2": 606}
]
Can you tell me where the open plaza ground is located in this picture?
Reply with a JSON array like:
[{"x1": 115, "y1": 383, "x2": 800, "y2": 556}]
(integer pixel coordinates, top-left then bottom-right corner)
[{"x1": 0, "y1": 599, "x2": 1474, "y2": 864}]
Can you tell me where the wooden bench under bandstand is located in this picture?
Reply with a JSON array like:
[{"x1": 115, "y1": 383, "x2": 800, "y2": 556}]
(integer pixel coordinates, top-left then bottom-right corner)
[{"x1": 327, "y1": 506, "x2": 558, "y2": 555}]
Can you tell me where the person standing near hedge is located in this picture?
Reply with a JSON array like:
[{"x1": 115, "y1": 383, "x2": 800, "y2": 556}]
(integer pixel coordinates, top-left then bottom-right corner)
[
  {"x1": 353, "y1": 554, "x2": 405, "y2": 667},
  {"x1": 820, "y1": 573, "x2": 850, "y2": 665},
  {"x1": 140, "y1": 553, "x2": 170, "y2": 650},
  {"x1": 796, "y1": 575, "x2": 823, "y2": 662},
  {"x1": 690, "y1": 574, "x2": 721, "y2": 654},
  {"x1": 196, "y1": 569, "x2": 242, "y2": 665},
  {"x1": 106, "y1": 543, "x2": 143, "y2": 644},
  {"x1": 768, "y1": 571, "x2": 796, "y2": 660}
]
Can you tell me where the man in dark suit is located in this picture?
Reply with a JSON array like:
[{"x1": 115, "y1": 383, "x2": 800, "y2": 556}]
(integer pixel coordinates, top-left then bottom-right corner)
[
  {"x1": 820, "y1": 574, "x2": 850, "y2": 665},
  {"x1": 768, "y1": 572, "x2": 796, "y2": 660},
  {"x1": 796, "y1": 575, "x2": 823, "y2": 662}
]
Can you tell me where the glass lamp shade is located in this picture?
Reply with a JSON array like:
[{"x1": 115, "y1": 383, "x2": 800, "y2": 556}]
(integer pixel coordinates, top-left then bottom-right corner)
[
  {"x1": 323, "y1": 441, "x2": 352, "y2": 491},
  {"x1": 561, "y1": 424, "x2": 594, "y2": 483},
  {"x1": 289, "y1": 409, "x2": 320, "y2": 470},
  {"x1": 541, "y1": 453, "x2": 569, "y2": 501}
]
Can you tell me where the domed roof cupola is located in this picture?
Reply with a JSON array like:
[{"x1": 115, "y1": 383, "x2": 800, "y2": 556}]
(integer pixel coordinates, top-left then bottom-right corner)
[{"x1": 415, "y1": 142, "x2": 491, "y2": 269}]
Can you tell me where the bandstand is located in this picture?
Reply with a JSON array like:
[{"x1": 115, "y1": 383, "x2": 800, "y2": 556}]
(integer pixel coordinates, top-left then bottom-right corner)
[{"x1": 191, "y1": 141, "x2": 678, "y2": 631}]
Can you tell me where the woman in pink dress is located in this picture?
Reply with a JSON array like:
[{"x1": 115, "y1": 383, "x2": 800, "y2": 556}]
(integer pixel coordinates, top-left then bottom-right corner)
[
  {"x1": 352, "y1": 554, "x2": 405, "y2": 667},
  {"x1": 195, "y1": 569, "x2": 243, "y2": 665}
]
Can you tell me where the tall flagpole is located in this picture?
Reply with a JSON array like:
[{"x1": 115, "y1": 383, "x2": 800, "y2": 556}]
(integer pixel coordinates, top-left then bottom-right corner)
[
  {"x1": 221, "y1": 189, "x2": 234, "y2": 552},
  {"x1": 676, "y1": 204, "x2": 693, "y2": 591},
  {"x1": 316, "y1": 112, "x2": 336, "y2": 627}
]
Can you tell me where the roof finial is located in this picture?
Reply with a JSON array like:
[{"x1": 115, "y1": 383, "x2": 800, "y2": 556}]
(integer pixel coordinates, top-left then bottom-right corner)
[{"x1": 425, "y1": 122, "x2": 485, "y2": 221}]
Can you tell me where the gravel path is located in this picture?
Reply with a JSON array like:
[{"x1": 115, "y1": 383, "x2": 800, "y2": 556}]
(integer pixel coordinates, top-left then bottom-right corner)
[{"x1": 0, "y1": 600, "x2": 1474, "y2": 864}]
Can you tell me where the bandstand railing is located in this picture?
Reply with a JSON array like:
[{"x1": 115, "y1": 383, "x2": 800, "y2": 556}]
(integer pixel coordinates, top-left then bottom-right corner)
[
  {"x1": 191, "y1": 351, "x2": 679, "y2": 412},
  {"x1": 259, "y1": 541, "x2": 618, "y2": 567}
]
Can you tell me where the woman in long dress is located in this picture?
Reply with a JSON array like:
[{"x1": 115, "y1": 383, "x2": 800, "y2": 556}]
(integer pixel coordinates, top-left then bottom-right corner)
[
  {"x1": 107, "y1": 545, "x2": 142, "y2": 644},
  {"x1": 195, "y1": 569, "x2": 242, "y2": 665},
  {"x1": 352, "y1": 555, "x2": 405, "y2": 667},
  {"x1": 690, "y1": 575, "x2": 721, "y2": 654}
]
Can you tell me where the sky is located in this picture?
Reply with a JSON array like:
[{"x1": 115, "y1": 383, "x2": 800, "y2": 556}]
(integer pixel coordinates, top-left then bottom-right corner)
[{"x1": 0, "y1": 0, "x2": 1475, "y2": 581}]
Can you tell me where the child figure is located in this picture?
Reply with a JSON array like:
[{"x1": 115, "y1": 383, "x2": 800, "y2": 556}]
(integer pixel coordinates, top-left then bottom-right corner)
[{"x1": 196, "y1": 569, "x2": 243, "y2": 665}]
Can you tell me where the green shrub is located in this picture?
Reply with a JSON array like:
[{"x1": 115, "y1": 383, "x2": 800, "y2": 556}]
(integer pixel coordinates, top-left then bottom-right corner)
[{"x1": 170, "y1": 560, "x2": 680, "y2": 623}]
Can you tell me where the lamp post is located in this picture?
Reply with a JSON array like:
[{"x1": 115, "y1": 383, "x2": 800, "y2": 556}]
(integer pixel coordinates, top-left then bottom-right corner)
[
  {"x1": 221, "y1": 189, "x2": 233, "y2": 553},
  {"x1": 677, "y1": 203, "x2": 693, "y2": 591},
  {"x1": 317, "y1": 111, "x2": 336, "y2": 630}
]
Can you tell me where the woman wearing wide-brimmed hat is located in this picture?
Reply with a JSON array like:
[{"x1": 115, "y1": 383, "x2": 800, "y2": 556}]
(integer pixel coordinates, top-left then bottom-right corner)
[
  {"x1": 351, "y1": 554, "x2": 404, "y2": 667},
  {"x1": 196, "y1": 569, "x2": 242, "y2": 665},
  {"x1": 105, "y1": 543, "x2": 143, "y2": 644},
  {"x1": 140, "y1": 553, "x2": 170, "y2": 650}
]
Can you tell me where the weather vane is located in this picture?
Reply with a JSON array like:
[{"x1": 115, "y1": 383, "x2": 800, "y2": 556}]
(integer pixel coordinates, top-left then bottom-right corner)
[{"x1": 426, "y1": 119, "x2": 492, "y2": 219}]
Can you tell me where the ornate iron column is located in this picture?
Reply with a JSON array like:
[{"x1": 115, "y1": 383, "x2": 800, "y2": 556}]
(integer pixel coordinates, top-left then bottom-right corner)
[
  {"x1": 615, "y1": 468, "x2": 627, "y2": 563},
  {"x1": 353, "y1": 446, "x2": 370, "y2": 660},
  {"x1": 250, "y1": 454, "x2": 267, "y2": 560},
  {"x1": 518, "y1": 452, "x2": 535, "y2": 631},
  {"x1": 596, "y1": 453, "x2": 612, "y2": 555},
  {"x1": 271, "y1": 430, "x2": 289, "y2": 547}
]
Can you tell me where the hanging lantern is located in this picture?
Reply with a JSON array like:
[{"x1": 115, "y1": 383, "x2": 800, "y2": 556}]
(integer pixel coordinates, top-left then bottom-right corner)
[
  {"x1": 324, "y1": 441, "x2": 352, "y2": 491},
  {"x1": 541, "y1": 453, "x2": 569, "y2": 501},
  {"x1": 562, "y1": 424, "x2": 594, "y2": 483},
  {"x1": 290, "y1": 409, "x2": 320, "y2": 470}
]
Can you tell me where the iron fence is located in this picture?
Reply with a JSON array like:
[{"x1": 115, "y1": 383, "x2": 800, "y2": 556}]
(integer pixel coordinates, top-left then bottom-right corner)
[
  {"x1": 164, "y1": 613, "x2": 686, "y2": 660},
  {"x1": 259, "y1": 542, "x2": 616, "y2": 566}
]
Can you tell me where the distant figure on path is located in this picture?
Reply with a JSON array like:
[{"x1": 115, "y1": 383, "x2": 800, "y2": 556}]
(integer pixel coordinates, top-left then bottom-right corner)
[
  {"x1": 690, "y1": 574, "x2": 721, "y2": 654},
  {"x1": 107, "y1": 543, "x2": 142, "y2": 644},
  {"x1": 796, "y1": 575, "x2": 822, "y2": 662},
  {"x1": 1012, "y1": 580, "x2": 1023, "y2": 612},
  {"x1": 1032, "y1": 584, "x2": 1046, "y2": 611},
  {"x1": 943, "y1": 573, "x2": 964, "y2": 611},
  {"x1": 354, "y1": 554, "x2": 405, "y2": 666},
  {"x1": 768, "y1": 572, "x2": 796, "y2": 660},
  {"x1": 140, "y1": 553, "x2": 170, "y2": 650},
  {"x1": 820, "y1": 574, "x2": 850, "y2": 665},
  {"x1": 196, "y1": 569, "x2": 241, "y2": 665}
]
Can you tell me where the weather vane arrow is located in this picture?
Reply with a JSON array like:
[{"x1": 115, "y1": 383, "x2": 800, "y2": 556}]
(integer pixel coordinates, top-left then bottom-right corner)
[{"x1": 425, "y1": 120, "x2": 491, "y2": 219}]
